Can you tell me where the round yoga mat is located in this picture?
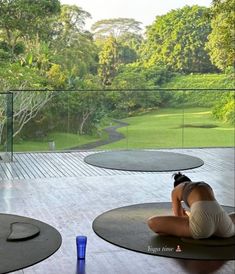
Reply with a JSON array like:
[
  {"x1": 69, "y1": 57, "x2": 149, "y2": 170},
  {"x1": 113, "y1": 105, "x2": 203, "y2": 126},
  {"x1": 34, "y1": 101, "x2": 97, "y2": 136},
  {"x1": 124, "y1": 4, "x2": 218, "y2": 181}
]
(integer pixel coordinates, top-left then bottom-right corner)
[
  {"x1": 0, "y1": 213, "x2": 62, "y2": 274},
  {"x1": 84, "y1": 150, "x2": 204, "y2": 172},
  {"x1": 92, "y1": 202, "x2": 235, "y2": 260}
]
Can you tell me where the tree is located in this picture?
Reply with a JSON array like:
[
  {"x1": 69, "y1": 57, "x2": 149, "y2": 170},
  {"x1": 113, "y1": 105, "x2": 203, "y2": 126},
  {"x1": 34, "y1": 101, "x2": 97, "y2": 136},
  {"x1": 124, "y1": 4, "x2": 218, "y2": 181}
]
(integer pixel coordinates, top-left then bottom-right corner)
[
  {"x1": 0, "y1": 94, "x2": 7, "y2": 145},
  {"x1": 59, "y1": 4, "x2": 90, "y2": 33},
  {"x1": 91, "y1": 18, "x2": 142, "y2": 40},
  {"x1": 46, "y1": 90, "x2": 106, "y2": 135},
  {"x1": 93, "y1": 18, "x2": 143, "y2": 85},
  {"x1": 206, "y1": 0, "x2": 235, "y2": 70},
  {"x1": 98, "y1": 36, "x2": 120, "y2": 85},
  {"x1": 106, "y1": 64, "x2": 172, "y2": 116},
  {"x1": 0, "y1": 63, "x2": 53, "y2": 143},
  {"x1": 0, "y1": 0, "x2": 61, "y2": 143},
  {"x1": 212, "y1": 91, "x2": 235, "y2": 125},
  {"x1": 0, "y1": 3, "x2": 101, "y2": 142},
  {"x1": 51, "y1": 5, "x2": 98, "y2": 84},
  {"x1": 117, "y1": 32, "x2": 143, "y2": 64},
  {"x1": 141, "y1": 5, "x2": 216, "y2": 73},
  {"x1": 0, "y1": 0, "x2": 61, "y2": 55}
]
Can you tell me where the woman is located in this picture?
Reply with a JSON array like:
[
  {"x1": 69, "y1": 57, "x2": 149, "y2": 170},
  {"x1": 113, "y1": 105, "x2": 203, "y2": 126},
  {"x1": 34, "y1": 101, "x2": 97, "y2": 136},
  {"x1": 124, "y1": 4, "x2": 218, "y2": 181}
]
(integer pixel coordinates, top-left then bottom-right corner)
[{"x1": 148, "y1": 172, "x2": 235, "y2": 239}]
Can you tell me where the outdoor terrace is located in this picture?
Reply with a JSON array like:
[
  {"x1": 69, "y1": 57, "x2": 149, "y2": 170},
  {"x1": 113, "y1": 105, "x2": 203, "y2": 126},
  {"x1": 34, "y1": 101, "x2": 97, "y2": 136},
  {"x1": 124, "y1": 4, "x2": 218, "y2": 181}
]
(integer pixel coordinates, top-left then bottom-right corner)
[{"x1": 0, "y1": 147, "x2": 234, "y2": 274}]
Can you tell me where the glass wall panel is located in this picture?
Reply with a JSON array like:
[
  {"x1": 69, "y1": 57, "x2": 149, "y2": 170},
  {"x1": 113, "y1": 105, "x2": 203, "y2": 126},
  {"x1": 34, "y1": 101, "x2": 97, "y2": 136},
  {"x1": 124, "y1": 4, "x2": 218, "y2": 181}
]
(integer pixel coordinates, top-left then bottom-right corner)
[
  {"x1": 0, "y1": 92, "x2": 13, "y2": 161},
  {"x1": 108, "y1": 90, "x2": 184, "y2": 149},
  {"x1": 12, "y1": 90, "x2": 53, "y2": 152},
  {"x1": 11, "y1": 89, "x2": 234, "y2": 153},
  {"x1": 183, "y1": 90, "x2": 234, "y2": 148}
]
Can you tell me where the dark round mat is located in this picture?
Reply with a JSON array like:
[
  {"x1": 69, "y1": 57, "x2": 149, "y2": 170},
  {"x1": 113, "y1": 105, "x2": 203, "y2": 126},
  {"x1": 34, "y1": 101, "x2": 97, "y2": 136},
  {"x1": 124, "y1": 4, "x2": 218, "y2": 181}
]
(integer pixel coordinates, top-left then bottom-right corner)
[
  {"x1": 84, "y1": 150, "x2": 204, "y2": 172},
  {"x1": 92, "y1": 202, "x2": 235, "y2": 260},
  {"x1": 0, "y1": 213, "x2": 62, "y2": 274}
]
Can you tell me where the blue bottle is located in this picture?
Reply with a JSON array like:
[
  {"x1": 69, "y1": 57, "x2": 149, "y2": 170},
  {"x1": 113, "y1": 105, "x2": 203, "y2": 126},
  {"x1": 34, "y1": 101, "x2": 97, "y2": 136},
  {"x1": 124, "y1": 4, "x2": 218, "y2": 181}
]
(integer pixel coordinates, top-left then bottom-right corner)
[{"x1": 76, "y1": 236, "x2": 87, "y2": 260}]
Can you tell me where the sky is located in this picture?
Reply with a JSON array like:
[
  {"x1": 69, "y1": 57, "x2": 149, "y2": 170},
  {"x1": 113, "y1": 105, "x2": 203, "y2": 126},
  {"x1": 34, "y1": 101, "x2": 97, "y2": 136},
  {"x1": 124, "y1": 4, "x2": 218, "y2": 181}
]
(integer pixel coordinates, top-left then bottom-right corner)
[{"x1": 61, "y1": 0, "x2": 212, "y2": 30}]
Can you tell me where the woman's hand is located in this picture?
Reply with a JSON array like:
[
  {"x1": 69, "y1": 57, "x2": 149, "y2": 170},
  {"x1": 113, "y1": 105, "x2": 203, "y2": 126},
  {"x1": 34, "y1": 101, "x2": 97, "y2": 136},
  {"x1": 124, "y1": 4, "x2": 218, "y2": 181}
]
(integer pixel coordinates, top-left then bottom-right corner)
[{"x1": 172, "y1": 205, "x2": 188, "y2": 217}]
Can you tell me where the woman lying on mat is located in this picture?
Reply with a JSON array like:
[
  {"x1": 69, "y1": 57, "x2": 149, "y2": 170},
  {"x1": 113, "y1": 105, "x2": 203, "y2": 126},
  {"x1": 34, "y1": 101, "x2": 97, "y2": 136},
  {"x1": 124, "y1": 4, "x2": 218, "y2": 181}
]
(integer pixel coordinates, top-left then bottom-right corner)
[{"x1": 148, "y1": 172, "x2": 235, "y2": 239}]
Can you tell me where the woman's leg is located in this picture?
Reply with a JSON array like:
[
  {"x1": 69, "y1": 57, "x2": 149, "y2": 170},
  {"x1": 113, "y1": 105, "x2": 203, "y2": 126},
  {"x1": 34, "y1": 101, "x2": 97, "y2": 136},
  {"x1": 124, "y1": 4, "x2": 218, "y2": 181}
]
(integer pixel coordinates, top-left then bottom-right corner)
[{"x1": 147, "y1": 215, "x2": 192, "y2": 237}]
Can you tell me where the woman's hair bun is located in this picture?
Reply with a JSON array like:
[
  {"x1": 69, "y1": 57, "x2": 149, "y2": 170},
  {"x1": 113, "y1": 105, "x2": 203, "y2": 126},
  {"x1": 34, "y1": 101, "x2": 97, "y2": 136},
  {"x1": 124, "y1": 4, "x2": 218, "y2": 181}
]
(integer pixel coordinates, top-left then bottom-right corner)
[
  {"x1": 173, "y1": 172, "x2": 183, "y2": 181},
  {"x1": 172, "y1": 172, "x2": 191, "y2": 187}
]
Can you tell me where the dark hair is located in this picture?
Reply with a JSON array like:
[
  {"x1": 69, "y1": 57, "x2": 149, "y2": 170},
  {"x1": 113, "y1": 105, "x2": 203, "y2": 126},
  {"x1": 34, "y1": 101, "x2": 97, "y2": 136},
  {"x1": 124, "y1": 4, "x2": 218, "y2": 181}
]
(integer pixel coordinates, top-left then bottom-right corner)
[{"x1": 172, "y1": 172, "x2": 191, "y2": 187}]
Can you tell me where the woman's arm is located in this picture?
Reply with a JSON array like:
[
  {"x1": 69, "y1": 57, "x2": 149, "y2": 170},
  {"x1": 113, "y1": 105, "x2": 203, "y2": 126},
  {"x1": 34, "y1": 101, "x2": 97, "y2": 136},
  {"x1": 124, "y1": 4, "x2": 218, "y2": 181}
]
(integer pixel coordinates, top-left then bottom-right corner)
[{"x1": 171, "y1": 186, "x2": 188, "y2": 217}]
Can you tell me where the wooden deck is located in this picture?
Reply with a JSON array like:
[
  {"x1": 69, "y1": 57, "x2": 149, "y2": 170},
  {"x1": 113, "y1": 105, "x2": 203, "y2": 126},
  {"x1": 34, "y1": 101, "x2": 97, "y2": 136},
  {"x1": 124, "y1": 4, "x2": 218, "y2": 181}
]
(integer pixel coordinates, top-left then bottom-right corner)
[
  {"x1": 0, "y1": 148, "x2": 234, "y2": 180},
  {"x1": 0, "y1": 148, "x2": 234, "y2": 274}
]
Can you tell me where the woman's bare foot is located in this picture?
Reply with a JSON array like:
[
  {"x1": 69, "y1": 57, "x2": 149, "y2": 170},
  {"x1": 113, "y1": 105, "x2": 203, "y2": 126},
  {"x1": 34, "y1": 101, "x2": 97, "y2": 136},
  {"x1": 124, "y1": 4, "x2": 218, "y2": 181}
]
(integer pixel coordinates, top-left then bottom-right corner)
[{"x1": 185, "y1": 210, "x2": 191, "y2": 217}]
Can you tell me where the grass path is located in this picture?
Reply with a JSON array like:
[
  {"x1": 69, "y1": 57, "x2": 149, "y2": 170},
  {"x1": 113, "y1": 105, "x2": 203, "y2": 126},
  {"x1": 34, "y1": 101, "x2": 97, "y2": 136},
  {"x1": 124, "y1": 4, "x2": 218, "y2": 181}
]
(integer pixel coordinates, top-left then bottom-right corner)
[{"x1": 68, "y1": 120, "x2": 128, "y2": 150}]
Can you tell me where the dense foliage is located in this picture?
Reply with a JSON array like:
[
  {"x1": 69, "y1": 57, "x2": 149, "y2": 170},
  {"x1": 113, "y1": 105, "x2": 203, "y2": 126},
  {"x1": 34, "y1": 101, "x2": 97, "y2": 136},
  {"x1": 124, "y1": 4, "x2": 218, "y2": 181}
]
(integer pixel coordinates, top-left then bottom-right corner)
[
  {"x1": 206, "y1": 0, "x2": 235, "y2": 71},
  {"x1": 141, "y1": 5, "x2": 216, "y2": 73},
  {"x1": 163, "y1": 73, "x2": 235, "y2": 124},
  {"x1": 0, "y1": 0, "x2": 234, "y2": 146}
]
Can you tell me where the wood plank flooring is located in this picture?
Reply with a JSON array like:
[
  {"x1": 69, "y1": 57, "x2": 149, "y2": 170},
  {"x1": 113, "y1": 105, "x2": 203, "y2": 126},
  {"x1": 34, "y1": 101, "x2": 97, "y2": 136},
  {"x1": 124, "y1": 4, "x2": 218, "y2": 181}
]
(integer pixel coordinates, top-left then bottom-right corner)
[
  {"x1": 0, "y1": 148, "x2": 234, "y2": 274},
  {"x1": 0, "y1": 148, "x2": 234, "y2": 180}
]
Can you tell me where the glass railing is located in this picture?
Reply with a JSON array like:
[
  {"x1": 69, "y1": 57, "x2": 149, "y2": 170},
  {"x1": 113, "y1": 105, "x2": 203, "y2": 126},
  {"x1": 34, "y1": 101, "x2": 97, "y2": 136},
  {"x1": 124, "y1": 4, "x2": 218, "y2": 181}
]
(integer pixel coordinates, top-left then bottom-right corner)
[
  {"x1": 182, "y1": 89, "x2": 234, "y2": 148},
  {"x1": 0, "y1": 92, "x2": 13, "y2": 161},
  {"x1": 3, "y1": 88, "x2": 234, "y2": 154}
]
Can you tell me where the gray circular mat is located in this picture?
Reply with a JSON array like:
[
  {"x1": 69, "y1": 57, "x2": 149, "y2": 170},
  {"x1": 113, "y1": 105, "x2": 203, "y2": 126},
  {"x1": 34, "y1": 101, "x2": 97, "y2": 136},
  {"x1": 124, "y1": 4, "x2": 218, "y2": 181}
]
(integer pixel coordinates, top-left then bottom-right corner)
[
  {"x1": 92, "y1": 202, "x2": 235, "y2": 260},
  {"x1": 84, "y1": 150, "x2": 204, "y2": 172},
  {"x1": 0, "y1": 213, "x2": 62, "y2": 274}
]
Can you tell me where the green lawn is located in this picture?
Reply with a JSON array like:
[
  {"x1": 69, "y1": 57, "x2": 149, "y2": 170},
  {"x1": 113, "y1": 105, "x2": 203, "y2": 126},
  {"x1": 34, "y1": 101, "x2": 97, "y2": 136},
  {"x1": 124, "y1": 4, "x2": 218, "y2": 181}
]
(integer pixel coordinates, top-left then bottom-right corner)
[
  {"x1": 13, "y1": 132, "x2": 105, "y2": 152},
  {"x1": 10, "y1": 107, "x2": 234, "y2": 152},
  {"x1": 98, "y1": 107, "x2": 234, "y2": 149}
]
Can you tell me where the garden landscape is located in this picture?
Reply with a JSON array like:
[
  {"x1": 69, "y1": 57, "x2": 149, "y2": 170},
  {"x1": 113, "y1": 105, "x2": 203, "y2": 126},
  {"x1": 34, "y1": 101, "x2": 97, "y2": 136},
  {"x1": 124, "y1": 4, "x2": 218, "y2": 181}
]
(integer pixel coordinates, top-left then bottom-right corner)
[
  {"x1": 0, "y1": 1, "x2": 234, "y2": 274},
  {"x1": 0, "y1": 0, "x2": 234, "y2": 152}
]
